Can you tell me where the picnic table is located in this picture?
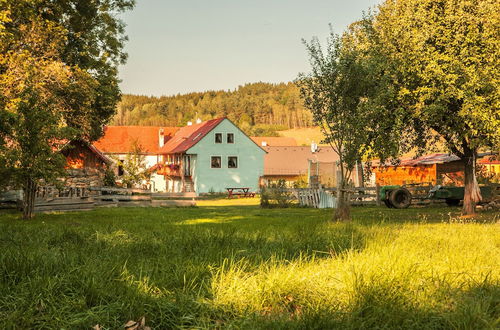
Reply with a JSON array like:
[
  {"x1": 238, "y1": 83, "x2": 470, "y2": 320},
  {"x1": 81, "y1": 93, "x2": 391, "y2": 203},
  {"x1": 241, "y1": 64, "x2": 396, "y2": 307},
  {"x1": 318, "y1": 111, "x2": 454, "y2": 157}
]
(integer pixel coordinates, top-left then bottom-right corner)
[{"x1": 226, "y1": 187, "x2": 255, "y2": 198}]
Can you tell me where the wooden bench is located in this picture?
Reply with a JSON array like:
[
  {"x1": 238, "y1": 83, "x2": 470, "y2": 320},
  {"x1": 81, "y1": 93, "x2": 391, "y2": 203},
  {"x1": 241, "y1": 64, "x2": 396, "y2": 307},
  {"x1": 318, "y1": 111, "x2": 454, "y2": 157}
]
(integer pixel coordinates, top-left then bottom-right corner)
[{"x1": 226, "y1": 187, "x2": 255, "y2": 198}]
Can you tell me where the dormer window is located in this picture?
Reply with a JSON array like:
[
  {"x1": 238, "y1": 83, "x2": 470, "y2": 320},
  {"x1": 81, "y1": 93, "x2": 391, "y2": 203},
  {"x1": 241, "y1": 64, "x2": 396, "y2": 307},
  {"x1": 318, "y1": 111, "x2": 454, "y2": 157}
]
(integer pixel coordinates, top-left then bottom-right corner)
[
  {"x1": 215, "y1": 133, "x2": 222, "y2": 143},
  {"x1": 227, "y1": 133, "x2": 234, "y2": 144}
]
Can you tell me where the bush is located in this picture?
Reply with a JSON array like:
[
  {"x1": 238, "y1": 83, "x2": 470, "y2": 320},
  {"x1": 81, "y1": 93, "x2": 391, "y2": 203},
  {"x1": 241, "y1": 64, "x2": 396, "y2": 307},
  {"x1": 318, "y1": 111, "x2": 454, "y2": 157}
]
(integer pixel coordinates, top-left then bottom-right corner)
[
  {"x1": 260, "y1": 180, "x2": 295, "y2": 208},
  {"x1": 103, "y1": 168, "x2": 116, "y2": 187}
]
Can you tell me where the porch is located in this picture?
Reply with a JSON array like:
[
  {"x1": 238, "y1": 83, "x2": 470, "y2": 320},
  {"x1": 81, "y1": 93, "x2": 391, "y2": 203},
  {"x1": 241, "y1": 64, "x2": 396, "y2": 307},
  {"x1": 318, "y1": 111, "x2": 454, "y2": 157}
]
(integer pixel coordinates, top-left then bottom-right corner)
[{"x1": 157, "y1": 153, "x2": 195, "y2": 193}]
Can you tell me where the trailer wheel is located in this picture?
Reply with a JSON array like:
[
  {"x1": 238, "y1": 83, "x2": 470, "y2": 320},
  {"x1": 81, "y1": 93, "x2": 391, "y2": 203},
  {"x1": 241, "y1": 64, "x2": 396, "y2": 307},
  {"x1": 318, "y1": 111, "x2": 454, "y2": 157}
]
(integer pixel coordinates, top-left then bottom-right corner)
[
  {"x1": 389, "y1": 188, "x2": 412, "y2": 209},
  {"x1": 445, "y1": 198, "x2": 460, "y2": 206},
  {"x1": 384, "y1": 199, "x2": 394, "y2": 208}
]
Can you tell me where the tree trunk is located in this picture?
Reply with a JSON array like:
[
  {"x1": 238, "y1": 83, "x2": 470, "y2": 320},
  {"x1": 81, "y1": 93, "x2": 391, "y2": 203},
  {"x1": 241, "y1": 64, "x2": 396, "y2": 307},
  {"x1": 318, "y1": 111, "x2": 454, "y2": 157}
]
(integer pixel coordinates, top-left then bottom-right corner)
[
  {"x1": 462, "y1": 148, "x2": 482, "y2": 215},
  {"x1": 334, "y1": 189, "x2": 351, "y2": 221},
  {"x1": 333, "y1": 161, "x2": 351, "y2": 221},
  {"x1": 22, "y1": 177, "x2": 37, "y2": 219}
]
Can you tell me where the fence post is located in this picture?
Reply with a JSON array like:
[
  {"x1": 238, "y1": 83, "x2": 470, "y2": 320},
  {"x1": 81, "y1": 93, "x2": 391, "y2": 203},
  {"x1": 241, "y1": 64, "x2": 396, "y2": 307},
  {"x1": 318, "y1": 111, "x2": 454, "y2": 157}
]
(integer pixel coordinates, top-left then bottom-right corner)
[{"x1": 376, "y1": 184, "x2": 381, "y2": 206}]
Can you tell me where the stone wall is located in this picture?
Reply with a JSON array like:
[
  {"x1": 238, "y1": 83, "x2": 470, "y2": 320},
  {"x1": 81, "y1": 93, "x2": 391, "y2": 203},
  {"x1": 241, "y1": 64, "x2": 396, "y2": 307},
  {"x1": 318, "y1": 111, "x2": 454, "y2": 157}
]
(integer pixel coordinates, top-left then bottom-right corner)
[{"x1": 64, "y1": 168, "x2": 104, "y2": 187}]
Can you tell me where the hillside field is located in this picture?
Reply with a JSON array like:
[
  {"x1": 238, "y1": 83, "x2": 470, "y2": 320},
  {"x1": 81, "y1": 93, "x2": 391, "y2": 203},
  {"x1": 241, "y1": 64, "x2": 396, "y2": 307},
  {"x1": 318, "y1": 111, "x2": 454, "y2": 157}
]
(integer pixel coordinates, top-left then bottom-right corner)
[
  {"x1": 0, "y1": 200, "x2": 498, "y2": 328},
  {"x1": 278, "y1": 127, "x2": 326, "y2": 146}
]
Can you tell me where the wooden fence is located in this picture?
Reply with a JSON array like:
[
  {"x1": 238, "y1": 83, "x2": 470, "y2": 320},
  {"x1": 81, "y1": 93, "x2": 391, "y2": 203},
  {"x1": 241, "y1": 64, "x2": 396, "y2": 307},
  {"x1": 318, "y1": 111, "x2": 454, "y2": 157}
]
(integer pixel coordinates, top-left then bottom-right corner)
[
  {"x1": 0, "y1": 186, "x2": 157, "y2": 213},
  {"x1": 91, "y1": 187, "x2": 153, "y2": 207},
  {"x1": 33, "y1": 186, "x2": 95, "y2": 213},
  {"x1": 29, "y1": 186, "x2": 194, "y2": 212},
  {"x1": 269, "y1": 185, "x2": 435, "y2": 209},
  {"x1": 294, "y1": 187, "x2": 379, "y2": 208}
]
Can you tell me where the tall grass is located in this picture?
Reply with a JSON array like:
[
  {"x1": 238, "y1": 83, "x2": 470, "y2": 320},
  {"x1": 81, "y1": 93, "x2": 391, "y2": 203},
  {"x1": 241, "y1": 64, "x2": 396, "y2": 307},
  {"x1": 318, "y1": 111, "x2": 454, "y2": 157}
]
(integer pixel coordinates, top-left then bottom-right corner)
[{"x1": 0, "y1": 203, "x2": 498, "y2": 328}]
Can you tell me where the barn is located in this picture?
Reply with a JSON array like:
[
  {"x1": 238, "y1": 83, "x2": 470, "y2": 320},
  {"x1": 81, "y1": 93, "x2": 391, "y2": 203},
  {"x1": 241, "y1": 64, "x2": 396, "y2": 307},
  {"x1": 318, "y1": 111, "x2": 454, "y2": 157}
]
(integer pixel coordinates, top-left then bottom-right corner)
[{"x1": 61, "y1": 140, "x2": 112, "y2": 187}]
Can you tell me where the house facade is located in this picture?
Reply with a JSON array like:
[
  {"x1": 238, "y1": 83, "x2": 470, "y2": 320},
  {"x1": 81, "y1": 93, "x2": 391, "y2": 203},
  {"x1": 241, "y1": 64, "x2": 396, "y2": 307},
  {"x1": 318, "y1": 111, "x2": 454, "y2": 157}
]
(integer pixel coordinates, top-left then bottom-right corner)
[
  {"x1": 93, "y1": 126, "x2": 179, "y2": 191},
  {"x1": 157, "y1": 118, "x2": 266, "y2": 194}
]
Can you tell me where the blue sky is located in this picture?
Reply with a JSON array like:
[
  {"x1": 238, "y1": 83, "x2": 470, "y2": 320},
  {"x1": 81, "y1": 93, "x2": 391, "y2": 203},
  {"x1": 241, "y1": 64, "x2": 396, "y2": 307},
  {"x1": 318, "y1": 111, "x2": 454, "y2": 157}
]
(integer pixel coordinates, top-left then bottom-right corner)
[{"x1": 119, "y1": 0, "x2": 381, "y2": 96}]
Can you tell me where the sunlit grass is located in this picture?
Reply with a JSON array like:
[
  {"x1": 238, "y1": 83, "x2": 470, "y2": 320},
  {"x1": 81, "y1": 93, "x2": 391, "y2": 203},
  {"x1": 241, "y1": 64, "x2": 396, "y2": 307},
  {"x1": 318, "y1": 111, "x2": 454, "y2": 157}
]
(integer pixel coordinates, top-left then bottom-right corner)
[
  {"x1": 196, "y1": 196, "x2": 260, "y2": 207},
  {"x1": 0, "y1": 203, "x2": 498, "y2": 328}
]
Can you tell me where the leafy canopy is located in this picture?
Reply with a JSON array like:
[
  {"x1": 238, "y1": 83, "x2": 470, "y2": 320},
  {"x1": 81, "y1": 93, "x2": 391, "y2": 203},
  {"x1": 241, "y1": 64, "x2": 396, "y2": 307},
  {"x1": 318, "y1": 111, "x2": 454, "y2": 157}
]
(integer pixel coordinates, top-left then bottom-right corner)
[{"x1": 371, "y1": 0, "x2": 500, "y2": 156}]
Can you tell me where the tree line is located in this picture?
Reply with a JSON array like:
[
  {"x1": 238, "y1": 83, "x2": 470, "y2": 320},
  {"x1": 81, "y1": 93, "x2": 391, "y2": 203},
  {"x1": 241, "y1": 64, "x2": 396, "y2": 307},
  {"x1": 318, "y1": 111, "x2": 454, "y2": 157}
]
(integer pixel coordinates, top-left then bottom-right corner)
[{"x1": 112, "y1": 82, "x2": 313, "y2": 134}]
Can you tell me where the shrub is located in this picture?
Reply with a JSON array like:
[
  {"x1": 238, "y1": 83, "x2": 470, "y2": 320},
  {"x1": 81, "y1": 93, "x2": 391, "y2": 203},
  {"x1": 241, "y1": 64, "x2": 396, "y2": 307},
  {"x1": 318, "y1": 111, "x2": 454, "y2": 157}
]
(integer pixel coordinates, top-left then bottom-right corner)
[
  {"x1": 260, "y1": 180, "x2": 295, "y2": 208},
  {"x1": 103, "y1": 168, "x2": 116, "y2": 187}
]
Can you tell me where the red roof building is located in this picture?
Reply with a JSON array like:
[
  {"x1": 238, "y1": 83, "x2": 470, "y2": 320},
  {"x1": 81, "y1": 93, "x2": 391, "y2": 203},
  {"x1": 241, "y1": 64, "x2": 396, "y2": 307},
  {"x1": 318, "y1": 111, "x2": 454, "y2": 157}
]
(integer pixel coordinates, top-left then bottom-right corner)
[
  {"x1": 159, "y1": 118, "x2": 225, "y2": 154},
  {"x1": 94, "y1": 126, "x2": 179, "y2": 155}
]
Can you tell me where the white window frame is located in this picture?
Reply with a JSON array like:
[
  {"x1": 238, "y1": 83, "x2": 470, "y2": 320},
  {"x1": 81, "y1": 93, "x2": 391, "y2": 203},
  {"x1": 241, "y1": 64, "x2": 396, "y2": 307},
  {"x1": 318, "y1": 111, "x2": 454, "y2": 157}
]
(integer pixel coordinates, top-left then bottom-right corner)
[
  {"x1": 214, "y1": 133, "x2": 223, "y2": 144},
  {"x1": 226, "y1": 133, "x2": 235, "y2": 144},
  {"x1": 210, "y1": 155, "x2": 222, "y2": 169},
  {"x1": 227, "y1": 156, "x2": 238, "y2": 169}
]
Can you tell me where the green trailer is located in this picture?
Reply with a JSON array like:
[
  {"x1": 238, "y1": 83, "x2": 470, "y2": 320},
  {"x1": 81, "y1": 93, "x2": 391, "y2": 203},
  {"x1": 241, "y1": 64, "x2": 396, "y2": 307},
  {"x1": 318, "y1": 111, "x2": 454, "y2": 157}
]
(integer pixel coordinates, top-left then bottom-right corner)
[{"x1": 380, "y1": 184, "x2": 493, "y2": 209}]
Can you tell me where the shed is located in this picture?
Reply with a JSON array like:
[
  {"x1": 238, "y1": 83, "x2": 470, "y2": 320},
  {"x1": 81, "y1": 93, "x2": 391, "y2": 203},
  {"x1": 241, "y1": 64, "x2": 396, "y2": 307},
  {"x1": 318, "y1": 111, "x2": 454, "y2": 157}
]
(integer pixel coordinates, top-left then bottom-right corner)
[{"x1": 372, "y1": 153, "x2": 469, "y2": 186}]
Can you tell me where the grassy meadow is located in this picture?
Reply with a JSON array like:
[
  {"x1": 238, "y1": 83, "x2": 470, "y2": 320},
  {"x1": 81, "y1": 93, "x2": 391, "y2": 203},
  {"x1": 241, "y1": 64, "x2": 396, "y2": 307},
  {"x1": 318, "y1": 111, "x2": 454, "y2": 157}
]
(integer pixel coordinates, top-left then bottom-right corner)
[{"x1": 0, "y1": 199, "x2": 499, "y2": 329}]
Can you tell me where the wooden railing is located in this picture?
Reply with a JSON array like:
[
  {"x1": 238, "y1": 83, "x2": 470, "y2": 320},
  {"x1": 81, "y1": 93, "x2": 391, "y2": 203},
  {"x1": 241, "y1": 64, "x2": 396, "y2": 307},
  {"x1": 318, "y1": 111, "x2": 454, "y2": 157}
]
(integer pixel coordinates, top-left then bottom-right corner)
[
  {"x1": 156, "y1": 165, "x2": 181, "y2": 177},
  {"x1": 90, "y1": 187, "x2": 152, "y2": 204}
]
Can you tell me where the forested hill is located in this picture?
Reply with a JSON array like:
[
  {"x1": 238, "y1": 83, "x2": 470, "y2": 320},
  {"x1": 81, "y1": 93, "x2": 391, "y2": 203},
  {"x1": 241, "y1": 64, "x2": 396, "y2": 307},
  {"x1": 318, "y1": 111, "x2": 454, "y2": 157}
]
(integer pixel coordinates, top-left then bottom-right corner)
[{"x1": 112, "y1": 82, "x2": 313, "y2": 135}]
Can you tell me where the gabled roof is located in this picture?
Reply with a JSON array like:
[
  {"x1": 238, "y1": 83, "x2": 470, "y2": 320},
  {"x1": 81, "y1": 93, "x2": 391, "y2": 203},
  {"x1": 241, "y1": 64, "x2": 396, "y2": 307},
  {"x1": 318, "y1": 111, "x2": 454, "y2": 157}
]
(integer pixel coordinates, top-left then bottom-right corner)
[
  {"x1": 159, "y1": 118, "x2": 225, "y2": 154},
  {"x1": 251, "y1": 136, "x2": 297, "y2": 147},
  {"x1": 263, "y1": 146, "x2": 339, "y2": 176},
  {"x1": 94, "y1": 126, "x2": 179, "y2": 154},
  {"x1": 61, "y1": 140, "x2": 112, "y2": 165}
]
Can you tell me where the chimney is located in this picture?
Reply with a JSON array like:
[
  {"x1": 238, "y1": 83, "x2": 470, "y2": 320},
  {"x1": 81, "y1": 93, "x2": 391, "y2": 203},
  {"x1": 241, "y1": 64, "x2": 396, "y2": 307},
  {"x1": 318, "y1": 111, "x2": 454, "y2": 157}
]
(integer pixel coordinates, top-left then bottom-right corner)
[
  {"x1": 310, "y1": 141, "x2": 318, "y2": 153},
  {"x1": 187, "y1": 121, "x2": 193, "y2": 126},
  {"x1": 159, "y1": 128, "x2": 165, "y2": 148},
  {"x1": 196, "y1": 118, "x2": 202, "y2": 124}
]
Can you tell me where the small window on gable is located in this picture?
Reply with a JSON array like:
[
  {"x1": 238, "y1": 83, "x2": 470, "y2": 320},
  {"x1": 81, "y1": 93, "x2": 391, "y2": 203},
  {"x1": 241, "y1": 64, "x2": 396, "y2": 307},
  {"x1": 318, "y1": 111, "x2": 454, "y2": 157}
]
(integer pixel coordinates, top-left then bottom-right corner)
[
  {"x1": 215, "y1": 133, "x2": 222, "y2": 143},
  {"x1": 228, "y1": 156, "x2": 238, "y2": 169},
  {"x1": 227, "y1": 133, "x2": 234, "y2": 144},
  {"x1": 211, "y1": 156, "x2": 221, "y2": 168}
]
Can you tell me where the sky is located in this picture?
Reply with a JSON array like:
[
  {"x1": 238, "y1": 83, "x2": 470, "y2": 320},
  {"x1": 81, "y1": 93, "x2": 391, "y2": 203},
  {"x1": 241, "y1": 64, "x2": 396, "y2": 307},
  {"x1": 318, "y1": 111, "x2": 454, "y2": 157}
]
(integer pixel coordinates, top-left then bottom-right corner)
[{"x1": 119, "y1": 0, "x2": 382, "y2": 96}]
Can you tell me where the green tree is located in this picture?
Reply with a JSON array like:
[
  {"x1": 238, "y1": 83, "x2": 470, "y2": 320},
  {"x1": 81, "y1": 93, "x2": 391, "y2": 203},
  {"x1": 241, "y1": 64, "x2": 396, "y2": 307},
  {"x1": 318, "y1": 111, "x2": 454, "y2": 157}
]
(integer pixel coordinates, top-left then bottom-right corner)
[
  {"x1": 366, "y1": 0, "x2": 500, "y2": 215},
  {"x1": 0, "y1": 0, "x2": 134, "y2": 218},
  {"x1": 297, "y1": 29, "x2": 372, "y2": 221},
  {"x1": 0, "y1": 20, "x2": 95, "y2": 218},
  {"x1": 118, "y1": 141, "x2": 148, "y2": 188}
]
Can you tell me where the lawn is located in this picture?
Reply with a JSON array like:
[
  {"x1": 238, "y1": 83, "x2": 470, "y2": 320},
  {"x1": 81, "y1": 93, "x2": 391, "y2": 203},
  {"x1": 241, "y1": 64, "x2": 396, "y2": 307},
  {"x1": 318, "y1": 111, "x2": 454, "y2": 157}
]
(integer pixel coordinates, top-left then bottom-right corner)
[{"x1": 0, "y1": 200, "x2": 498, "y2": 329}]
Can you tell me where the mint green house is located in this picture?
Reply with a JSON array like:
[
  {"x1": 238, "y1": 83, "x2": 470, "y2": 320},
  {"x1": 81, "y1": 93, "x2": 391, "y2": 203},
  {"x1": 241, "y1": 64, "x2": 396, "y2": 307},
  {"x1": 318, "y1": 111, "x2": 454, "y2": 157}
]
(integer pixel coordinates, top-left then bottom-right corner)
[{"x1": 157, "y1": 118, "x2": 266, "y2": 194}]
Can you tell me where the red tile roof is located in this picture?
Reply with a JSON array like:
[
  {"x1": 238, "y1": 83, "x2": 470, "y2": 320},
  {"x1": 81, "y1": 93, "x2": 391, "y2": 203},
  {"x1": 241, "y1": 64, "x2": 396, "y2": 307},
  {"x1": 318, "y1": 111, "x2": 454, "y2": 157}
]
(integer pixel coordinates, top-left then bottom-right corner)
[
  {"x1": 263, "y1": 146, "x2": 339, "y2": 176},
  {"x1": 251, "y1": 136, "x2": 297, "y2": 147},
  {"x1": 159, "y1": 118, "x2": 225, "y2": 154},
  {"x1": 94, "y1": 126, "x2": 179, "y2": 154}
]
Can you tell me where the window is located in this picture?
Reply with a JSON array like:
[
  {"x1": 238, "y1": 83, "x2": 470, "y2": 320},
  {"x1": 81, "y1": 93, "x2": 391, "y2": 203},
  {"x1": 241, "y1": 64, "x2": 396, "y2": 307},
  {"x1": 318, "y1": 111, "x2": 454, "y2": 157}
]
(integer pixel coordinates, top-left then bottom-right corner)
[
  {"x1": 228, "y1": 156, "x2": 238, "y2": 169},
  {"x1": 211, "y1": 156, "x2": 221, "y2": 168},
  {"x1": 117, "y1": 160, "x2": 124, "y2": 176},
  {"x1": 227, "y1": 133, "x2": 234, "y2": 143},
  {"x1": 215, "y1": 133, "x2": 222, "y2": 143}
]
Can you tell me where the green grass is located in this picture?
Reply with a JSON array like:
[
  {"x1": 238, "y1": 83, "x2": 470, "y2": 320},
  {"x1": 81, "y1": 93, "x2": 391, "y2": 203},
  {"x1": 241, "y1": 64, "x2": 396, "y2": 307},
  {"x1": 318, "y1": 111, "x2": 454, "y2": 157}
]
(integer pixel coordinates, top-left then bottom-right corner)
[{"x1": 0, "y1": 201, "x2": 499, "y2": 329}]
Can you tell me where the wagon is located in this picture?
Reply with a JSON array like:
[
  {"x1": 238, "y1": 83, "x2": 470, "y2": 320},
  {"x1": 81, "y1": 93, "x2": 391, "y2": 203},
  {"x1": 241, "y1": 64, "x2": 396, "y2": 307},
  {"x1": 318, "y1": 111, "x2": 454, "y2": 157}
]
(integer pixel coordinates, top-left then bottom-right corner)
[{"x1": 380, "y1": 184, "x2": 493, "y2": 209}]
